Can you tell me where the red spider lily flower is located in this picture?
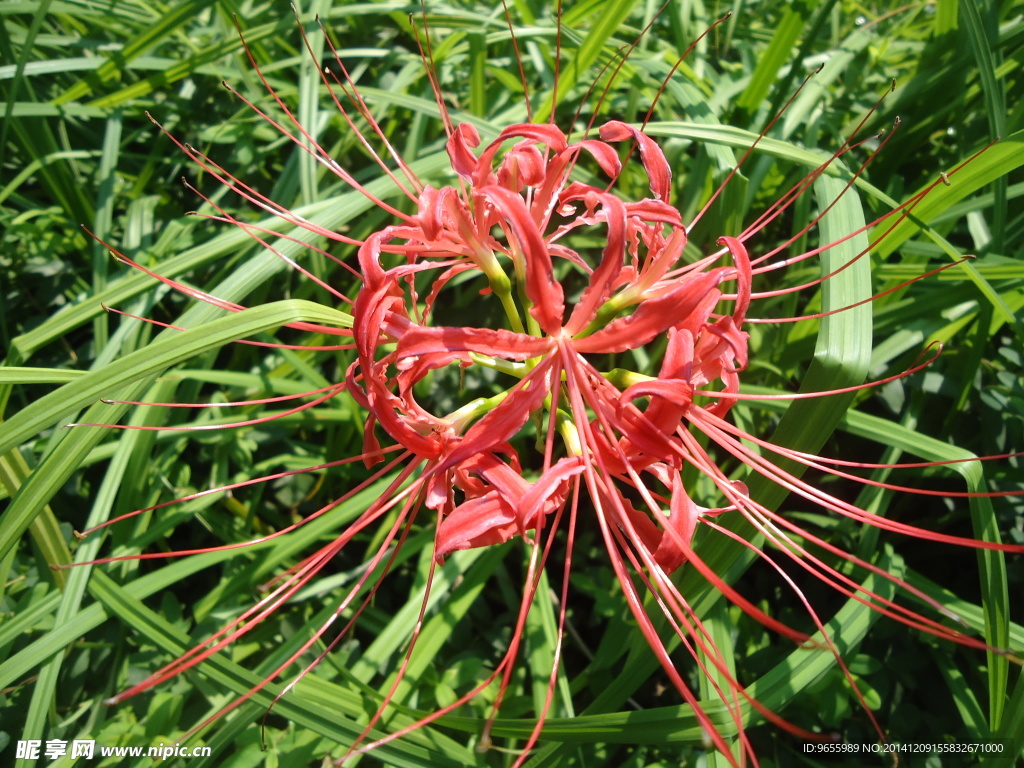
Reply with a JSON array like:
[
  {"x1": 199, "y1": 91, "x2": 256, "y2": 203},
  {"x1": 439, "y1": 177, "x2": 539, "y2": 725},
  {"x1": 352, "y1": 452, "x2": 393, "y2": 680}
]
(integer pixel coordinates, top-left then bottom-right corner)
[{"x1": 58, "y1": 8, "x2": 1024, "y2": 768}]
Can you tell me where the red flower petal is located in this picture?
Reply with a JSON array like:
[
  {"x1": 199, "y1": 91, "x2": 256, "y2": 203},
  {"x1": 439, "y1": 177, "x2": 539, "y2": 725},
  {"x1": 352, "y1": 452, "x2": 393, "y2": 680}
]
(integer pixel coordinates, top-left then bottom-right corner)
[
  {"x1": 447, "y1": 122, "x2": 483, "y2": 181},
  {"x1": 478, "y1": 184, "x2": 566, "y2": 333},
  {"x1": 564, "y1": 191, "x2": 627, "y2": 335},
  {"x1": 572, "y1": 269, "x2": 724, "y2": 353},
  {"x1": 395, "y1": 324, "x2": 553, "y2": 366},
  {"x1": 599, "y1": 121, "x2": 672, "y2": 202},
  {"x1": 435, "y1": 491, "x2": 517, "y2": 556}
]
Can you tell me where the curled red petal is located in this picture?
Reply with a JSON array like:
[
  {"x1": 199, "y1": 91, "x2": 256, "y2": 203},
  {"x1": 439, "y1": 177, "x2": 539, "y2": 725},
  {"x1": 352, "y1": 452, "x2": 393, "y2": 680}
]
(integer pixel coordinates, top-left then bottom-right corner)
[
  {"x1": 564, "y1": 191, "x2": 627, "y2": 335},
  {"x1": 475, "y1": 123, "x2": 568, "y2": 188},
  {"x1": 624, "y1": 199, "x2": 684, "y2": 227},
  {"x1": 620, "y1": 378, "x2": 694, "y2": 413},
  {"x1": 498, "y1": 143, "x2": 546, "y2": 189},
  {"x1": 718, "y1": 236, "x2": 753, "y2": 319},
  {"x1": 573, "y1": 269, "x2": 724, "y2": 354},
  {"x1": 479, "y1": 184, "x2": 565, "y2": 334},
  {"x1": 599, "y1": 120, "x2": 672, "y2": 202},
  {"x1": 569, "y1": 138, "x2": 623, "y2": 179},
  {"x1": 435, "y1": 491, "x2": 518, "y2": 557},
  {"x1": 472, "y1": 453, "x2": 531, "y2": 501},
  {"x1": 415, "y1": 185, "x2": 443, "y2": 240},
  {"x1": 652, "y1": 471, "x2": 699, "y2": 574},
  {"x1": 440, "y1": 358, "x2": 556, "y2": 471},
  {"x1": 447, "y1": 122, "x2": 483, "y2": 181},
  {"x1": 516, "y1": 456, "x2": 586, "y2": 530},
  {"x1": 395, "y1": 324, "x2": 553, "y2": 367}
]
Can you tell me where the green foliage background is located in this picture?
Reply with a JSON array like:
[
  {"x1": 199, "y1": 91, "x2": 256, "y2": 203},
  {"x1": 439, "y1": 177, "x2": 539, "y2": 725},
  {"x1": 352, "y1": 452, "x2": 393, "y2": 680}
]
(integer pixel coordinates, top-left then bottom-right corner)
[{"x1": 1, "y1": 1, "x2": 1023, "y2": 766}]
